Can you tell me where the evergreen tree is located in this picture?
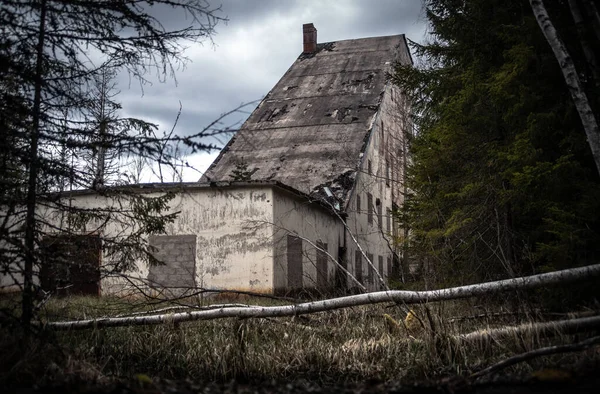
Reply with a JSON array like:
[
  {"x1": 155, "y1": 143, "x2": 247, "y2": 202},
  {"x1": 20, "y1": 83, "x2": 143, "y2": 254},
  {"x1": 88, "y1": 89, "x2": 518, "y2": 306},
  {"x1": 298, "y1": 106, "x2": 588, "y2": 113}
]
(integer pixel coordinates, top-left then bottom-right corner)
[
  {"x1": 0, "y1": 0, "x2": 226, "y2": 327},
  {"x1": 229, "y1": 160, "x2": 256, "y2": 181},
  {"x1": 394, "y1": 0, "x2": 600, "y2": 285}
]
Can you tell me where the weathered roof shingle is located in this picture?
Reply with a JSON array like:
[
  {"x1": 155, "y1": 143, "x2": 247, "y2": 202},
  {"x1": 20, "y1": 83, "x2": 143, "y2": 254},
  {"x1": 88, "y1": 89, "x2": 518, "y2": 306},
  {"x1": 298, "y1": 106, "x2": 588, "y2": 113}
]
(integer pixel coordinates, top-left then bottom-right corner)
[{"x1": 201, "y1": 34, "x2": 411, "y2": 203}]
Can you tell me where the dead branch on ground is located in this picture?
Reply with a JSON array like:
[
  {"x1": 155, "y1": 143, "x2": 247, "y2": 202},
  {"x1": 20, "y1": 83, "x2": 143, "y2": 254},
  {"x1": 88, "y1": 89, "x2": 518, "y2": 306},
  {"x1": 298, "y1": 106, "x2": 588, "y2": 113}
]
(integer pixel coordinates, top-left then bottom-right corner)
[{"x1": 470, "y1": 335, "x2": 600, "y2": 380}]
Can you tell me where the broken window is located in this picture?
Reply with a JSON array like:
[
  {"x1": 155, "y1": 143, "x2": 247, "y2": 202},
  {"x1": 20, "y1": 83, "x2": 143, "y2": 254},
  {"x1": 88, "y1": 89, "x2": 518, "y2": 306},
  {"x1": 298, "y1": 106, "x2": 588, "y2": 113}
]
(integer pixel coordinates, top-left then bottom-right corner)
[
  {"x1": 354, "y1": 250, "x2": 363, "y2": 285},
  {"x1": 316, "y1": 241, "x2": 328, "y2": 288},
  {"x1": 376, "y1": 198, "x2": 382, "y2": 230},
  {"x1": 287, "y1": 235, "x2": 303, "y2": 289},
  {"x1": 378, "y1": 256, "x2": 384, "y2": 280},
  {"x1": 367, "y1": 193, "x2": 373, "y2": 225},
  {"x1": 356, "y1": 194, "x2": 361, "y2": 213},
  {"x1": 386, "y1": 208, "x2": 391, "y2": 233},
  {"x1": 387, "y1": 256, "x2": 392, "y2": 279},
  {"x1": 148, "y1": 235, "x2": 197, "y2": 296},
  {"x1": 367, "y1": 160, "x2": 372, "y2": 175}
]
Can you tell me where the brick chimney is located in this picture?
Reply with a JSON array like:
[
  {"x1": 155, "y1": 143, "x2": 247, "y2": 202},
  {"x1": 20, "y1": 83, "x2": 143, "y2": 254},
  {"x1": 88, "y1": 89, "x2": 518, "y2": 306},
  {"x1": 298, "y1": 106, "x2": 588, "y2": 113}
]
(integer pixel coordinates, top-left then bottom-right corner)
[{"x1": 303, "y1": 23, "x2": 317, "y2": 53}]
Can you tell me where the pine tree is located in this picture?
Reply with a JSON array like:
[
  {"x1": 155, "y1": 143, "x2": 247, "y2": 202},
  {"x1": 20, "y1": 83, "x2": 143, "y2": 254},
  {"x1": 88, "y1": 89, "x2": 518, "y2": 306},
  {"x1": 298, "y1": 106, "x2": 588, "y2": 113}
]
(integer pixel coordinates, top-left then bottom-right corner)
[{"x1": 394, "y1": 0, "x2": 600, "y2": 285}]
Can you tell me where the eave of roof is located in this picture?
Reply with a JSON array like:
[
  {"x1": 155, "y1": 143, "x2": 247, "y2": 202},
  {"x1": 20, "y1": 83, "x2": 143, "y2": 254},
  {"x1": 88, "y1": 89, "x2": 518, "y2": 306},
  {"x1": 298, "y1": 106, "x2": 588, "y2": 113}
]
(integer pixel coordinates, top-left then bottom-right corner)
[{"x1": 46, "y1": 180, "x2": 345, "y2": 218}]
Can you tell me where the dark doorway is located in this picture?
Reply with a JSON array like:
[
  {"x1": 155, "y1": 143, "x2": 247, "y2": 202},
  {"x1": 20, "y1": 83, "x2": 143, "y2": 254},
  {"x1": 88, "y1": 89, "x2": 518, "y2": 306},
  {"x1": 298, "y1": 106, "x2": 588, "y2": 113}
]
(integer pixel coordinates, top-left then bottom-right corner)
[
  {"x1": 335, "y1": 246, "x2": 347, "y2": 293},
  {"x1": 40, "y1": 234, "x2": 101, "y2": 296}
]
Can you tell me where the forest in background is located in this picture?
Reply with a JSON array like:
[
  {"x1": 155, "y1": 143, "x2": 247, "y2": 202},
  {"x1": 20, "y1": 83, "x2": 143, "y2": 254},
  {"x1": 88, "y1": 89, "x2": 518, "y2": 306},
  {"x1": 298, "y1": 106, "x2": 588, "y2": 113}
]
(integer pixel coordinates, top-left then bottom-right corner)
[{"x1": 394, "y1": 0, "x2": 600, "y2": 291}]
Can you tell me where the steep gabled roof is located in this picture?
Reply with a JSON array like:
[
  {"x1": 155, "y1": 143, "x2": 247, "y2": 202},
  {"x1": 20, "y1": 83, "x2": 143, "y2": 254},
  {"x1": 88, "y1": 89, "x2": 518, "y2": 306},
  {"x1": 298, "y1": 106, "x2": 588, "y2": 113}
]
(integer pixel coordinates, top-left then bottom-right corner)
[{"x1": 201, "y1": 33, "x2": 411, "y2": 204}]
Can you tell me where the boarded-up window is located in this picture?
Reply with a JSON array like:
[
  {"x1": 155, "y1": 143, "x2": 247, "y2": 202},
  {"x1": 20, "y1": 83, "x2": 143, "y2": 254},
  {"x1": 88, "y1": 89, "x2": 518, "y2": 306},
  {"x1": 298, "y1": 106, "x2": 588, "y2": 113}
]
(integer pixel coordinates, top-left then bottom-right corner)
[
  {"x1": 367, "y1": 253, "x2": 374, "y2": 284},
  {"x1": 376, "y1": 198, "x2": 382, "y2": 230},
  {"x1": 316, "y1": 241, "x2": 328, "y2": 288},
  {"x1": 148, "y1": 235, "x2": 197, "y2": 294},
  {"x1": 40, "y1": 234, "x2": 101, "y2": 296},
  {"x1": 287, "y1": 235, "x2": 303, "y2": 289},
  {"x1": 367, "y1": 193, "x2": 373, "y2": 225},
  {"x1": 355, "y1": 250, "x2": 363, "y2": 285}
]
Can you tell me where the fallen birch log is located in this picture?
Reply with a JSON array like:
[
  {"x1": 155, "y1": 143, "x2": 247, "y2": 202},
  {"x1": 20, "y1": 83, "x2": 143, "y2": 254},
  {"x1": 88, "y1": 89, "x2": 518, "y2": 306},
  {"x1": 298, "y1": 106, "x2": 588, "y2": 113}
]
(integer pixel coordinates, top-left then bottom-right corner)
[
  {"x1": 458, "y1": 315, "x2": 600, "y2": 343},
  {"x1": 41, "y1": 264, "x2": 600, "y2": 331}
]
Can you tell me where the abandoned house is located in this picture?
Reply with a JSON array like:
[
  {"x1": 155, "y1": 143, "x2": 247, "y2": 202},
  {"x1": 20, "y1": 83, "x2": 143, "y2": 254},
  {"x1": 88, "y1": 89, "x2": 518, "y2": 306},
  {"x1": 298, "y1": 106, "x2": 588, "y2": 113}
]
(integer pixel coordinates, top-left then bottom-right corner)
[{"x1": 0, "y1": 24, "x2": 413, "y2": 297}]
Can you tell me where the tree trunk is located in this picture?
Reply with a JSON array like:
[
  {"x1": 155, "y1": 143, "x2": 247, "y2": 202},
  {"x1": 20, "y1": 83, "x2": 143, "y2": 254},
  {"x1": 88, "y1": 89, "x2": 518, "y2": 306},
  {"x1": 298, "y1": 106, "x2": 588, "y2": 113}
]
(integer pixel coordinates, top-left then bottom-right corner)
[
  {"x1": 530, "y1": 0, "x2": 600, "y2": 175},
  {"x1": 567, "y1": 0, "x2": 600, "y2": 87},
  {"x1": 41, "y1": 264, "x2": 600, "y2": 331},
  {"x1": 22, "y1": 0, "x2": 48, "y2": 329}
]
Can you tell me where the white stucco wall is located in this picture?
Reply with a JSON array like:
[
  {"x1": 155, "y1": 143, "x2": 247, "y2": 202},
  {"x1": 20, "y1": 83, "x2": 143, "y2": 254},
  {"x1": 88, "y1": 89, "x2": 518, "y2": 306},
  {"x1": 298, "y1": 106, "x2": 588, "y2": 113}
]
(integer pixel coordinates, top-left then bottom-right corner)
[
  {"x1": 169, "y1": 187, "x2": 274, "y2": 293},
  {"x1": 2, "y1": 183, "x2": 354, "y2": 297},
  {"x1": 0, "y1": 185, "x2": 277, "y2": 296}
]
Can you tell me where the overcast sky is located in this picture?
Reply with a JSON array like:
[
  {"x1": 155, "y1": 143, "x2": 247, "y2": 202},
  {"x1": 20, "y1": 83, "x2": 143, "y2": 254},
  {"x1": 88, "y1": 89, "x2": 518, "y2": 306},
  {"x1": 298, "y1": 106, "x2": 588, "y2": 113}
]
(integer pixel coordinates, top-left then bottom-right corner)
[{"x1": 118, "y1": 0, "x2": 428, "y2": 182}]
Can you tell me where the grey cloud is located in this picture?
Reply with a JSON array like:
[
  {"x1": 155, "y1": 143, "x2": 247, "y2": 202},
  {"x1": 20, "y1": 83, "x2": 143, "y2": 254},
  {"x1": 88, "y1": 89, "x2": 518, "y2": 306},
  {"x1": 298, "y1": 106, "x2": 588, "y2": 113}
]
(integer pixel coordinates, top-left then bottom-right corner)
[{"x1": 114, "y1": 0, "x2": 427, "y2": 170}]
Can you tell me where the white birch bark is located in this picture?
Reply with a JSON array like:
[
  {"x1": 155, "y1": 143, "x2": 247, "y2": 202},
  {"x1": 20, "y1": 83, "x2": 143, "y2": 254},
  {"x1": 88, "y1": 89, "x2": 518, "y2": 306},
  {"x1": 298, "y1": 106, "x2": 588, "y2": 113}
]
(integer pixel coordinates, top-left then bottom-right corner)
[
  {"x1": 41, "y1": 264, "x2": 600, "y2": 331},
  {"x1": 458, "y1": 315, "x2": 600, "y2": 342},
  {"x1": 530, "y1": 0, "x2": 600, "y2": 175}
]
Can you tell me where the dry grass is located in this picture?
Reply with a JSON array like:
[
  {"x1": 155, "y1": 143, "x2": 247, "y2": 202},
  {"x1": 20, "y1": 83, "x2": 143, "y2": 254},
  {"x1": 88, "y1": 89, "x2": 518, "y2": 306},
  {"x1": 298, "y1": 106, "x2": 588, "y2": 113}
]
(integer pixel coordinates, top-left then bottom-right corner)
[{"x1": 1, "y1": 294, "x2": 599, "y2": 386}]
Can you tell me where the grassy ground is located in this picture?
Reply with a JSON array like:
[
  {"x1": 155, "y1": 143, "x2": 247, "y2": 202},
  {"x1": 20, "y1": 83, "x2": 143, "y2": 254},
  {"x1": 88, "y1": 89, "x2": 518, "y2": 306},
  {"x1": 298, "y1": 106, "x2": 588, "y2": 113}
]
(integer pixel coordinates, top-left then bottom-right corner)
[{"x1": 0, "y1": 293, "x2": 599, "y2": 388}]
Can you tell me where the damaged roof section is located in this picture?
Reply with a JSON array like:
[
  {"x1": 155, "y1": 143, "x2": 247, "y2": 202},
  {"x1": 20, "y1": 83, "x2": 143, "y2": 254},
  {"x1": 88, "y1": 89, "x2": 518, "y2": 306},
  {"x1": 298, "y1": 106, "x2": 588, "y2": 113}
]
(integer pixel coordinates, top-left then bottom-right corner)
[{"x1": 202, "y1": 34, "x2": 411, "y2": 205}]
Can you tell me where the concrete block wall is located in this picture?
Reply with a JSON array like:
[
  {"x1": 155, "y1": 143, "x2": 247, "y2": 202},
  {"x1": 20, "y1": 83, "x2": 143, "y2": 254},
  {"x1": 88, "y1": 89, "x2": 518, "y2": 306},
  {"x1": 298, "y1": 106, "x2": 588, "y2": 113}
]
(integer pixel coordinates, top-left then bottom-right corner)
[{"x1": 147, "y1": 234, "x2": 197, "y2": 293}]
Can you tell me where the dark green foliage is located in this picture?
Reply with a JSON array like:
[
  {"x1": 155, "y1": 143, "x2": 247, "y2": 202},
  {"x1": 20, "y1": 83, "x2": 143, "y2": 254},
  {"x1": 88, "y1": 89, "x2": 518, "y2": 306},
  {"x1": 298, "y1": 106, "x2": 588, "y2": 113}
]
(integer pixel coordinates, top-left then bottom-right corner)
[{"x1": 395, "y1": 0, "x2": 600, "y2": 285}]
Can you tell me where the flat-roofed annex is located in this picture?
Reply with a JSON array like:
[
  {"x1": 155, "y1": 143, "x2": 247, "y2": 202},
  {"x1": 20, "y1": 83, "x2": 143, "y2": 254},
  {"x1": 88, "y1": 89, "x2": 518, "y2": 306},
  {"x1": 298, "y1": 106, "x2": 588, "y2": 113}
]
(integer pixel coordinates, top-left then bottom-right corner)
[{"x1": 201, "y1": 33, "x2": 412, "y2": 205}]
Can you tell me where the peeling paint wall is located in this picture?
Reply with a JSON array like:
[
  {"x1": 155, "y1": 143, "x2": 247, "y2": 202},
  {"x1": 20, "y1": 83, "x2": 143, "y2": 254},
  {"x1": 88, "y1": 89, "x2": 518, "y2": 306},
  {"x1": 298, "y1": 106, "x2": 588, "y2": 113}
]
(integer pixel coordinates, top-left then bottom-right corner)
[
  {"x1": 345, "y1": 81, "x2": 410, "y2": 291},
  {"x1": 3, "y1": 186, "x2": 276, "y2": 296},
  {"x1": 169, "y1": 187, "x2": 274, "y2": 293},
  {"x1": 1, "y1": 184, "x2": 355, "y2": 296},
  {"x1": 272, "y1": 188, "x2": 345, "y2": 294}
]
